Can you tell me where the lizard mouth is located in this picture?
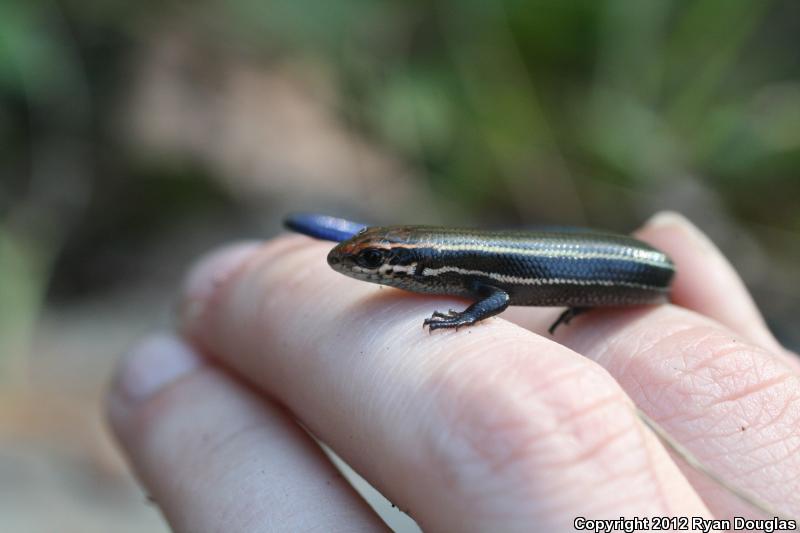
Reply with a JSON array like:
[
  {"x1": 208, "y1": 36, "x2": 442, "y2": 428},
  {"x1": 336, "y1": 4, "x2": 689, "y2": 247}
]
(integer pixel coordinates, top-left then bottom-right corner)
[{"x1": 326, "y1": 244, "x2": 346, "y2": 270}]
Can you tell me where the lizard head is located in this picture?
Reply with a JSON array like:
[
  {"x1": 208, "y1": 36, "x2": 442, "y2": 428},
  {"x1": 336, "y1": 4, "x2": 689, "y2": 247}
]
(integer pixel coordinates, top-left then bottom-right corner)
[{"x1": 327, "y1": 226, "x2": 439, "y2": 293}]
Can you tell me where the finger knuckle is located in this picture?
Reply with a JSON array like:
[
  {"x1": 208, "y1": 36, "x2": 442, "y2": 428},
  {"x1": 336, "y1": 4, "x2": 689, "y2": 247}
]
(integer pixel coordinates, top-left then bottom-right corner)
[{"x1": 422, "y1": 341, "x2": 650, "y2": 507}]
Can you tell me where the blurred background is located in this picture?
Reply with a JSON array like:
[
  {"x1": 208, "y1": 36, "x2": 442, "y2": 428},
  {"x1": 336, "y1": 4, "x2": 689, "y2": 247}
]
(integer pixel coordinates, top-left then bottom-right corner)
[{"x1": 1, "y1": 0, "x2": 799, "y2": 530}]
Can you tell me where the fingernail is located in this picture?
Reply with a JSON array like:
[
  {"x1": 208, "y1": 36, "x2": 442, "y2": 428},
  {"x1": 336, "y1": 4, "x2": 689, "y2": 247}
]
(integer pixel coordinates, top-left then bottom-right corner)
[
  {"x1": 641, "y1": 211, "x2": 716, "y2": 251},
  {"x1": 114, "y1": 334, "x2": 203, "y2": 405},
  {"x1": 179, "y1": 242, "x2": 262, "y2": 335},
  {"x1": 642, "y1": 211, "x2": 690, "y2": 230}
]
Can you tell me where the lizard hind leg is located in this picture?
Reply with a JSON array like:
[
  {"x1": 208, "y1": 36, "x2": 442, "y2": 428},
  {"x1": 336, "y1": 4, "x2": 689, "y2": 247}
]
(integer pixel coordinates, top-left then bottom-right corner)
[{"x1": 548, "y1": 307, "x2": 590, "y2": 335}]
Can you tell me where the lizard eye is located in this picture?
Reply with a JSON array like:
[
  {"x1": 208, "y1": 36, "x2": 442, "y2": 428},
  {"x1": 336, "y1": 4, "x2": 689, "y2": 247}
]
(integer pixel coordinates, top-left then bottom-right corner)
[{"x1": 357, "y1": 249, "x2": 384, "y2": 269}]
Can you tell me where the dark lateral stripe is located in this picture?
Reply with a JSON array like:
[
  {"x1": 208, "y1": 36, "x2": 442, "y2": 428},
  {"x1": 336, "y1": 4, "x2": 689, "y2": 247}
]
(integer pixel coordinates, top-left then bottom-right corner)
[{"x1": 419, "y1": 265, "x2": 670, "y2": 291}]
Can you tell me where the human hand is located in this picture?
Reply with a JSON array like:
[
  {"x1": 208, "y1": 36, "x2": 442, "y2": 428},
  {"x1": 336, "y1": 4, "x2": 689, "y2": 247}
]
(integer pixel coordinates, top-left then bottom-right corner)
[{"x1": 107, "y1": 212, "x2": 800, "y2": 532}]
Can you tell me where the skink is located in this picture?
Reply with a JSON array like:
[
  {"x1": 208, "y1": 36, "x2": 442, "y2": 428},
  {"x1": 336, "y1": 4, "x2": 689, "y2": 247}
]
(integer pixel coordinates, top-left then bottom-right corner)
[{"x1": 284, "y1": 213, "x2": 675, "y2": 333}]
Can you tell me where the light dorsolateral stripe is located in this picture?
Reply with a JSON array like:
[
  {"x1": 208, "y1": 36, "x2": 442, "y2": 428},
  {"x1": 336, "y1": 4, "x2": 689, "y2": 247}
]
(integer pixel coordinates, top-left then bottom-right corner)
[
  {"x1": 387, "y1": 242, "x2": 671, "y2": 269},
  {"x1": 352, "y1": 263, "x2": 418, "y2": 276},
  {"x1": 420, "y1": 266, "x2": 668, "y2": 292}
]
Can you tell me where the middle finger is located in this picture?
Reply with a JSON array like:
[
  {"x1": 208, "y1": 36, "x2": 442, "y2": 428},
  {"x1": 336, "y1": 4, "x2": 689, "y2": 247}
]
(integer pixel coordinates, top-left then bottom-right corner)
[
  {"x1": 180, "y1": 236, "x2": 708, "y2": 531},
  {"x1": 528, "y1": 304, "x2": 800, "y2": 519}
]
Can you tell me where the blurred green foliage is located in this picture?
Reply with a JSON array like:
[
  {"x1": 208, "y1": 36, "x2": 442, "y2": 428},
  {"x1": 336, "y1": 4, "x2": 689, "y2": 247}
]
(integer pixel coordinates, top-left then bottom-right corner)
[
  {"x1": 4, "y1": 0, "x2": 800, "y2": 221},
  {"x1": 212, "y1": 0, "x2": 800, "y2": 225}
]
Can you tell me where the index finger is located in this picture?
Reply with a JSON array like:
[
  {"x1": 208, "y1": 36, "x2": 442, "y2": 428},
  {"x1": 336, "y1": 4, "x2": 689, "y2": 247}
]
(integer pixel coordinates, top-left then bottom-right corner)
[
  {"x1": 179, "y1": 235, "x2": 709, "y2": 530},
  {"x1": 634, "y1": 212, "x2": 788, "y2": 356}
]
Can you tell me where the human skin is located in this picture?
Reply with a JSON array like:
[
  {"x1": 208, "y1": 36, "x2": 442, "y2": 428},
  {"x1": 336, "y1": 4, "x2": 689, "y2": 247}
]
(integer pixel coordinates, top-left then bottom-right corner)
[{"x1": 106, "y1": 212, "x2": 800, "y2": 532}]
